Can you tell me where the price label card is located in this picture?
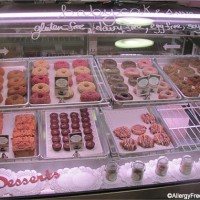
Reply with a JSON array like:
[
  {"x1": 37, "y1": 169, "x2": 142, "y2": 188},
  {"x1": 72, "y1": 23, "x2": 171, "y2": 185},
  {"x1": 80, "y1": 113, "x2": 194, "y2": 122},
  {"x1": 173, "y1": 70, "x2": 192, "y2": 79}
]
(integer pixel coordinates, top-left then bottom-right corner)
[
  {"x1": 55, "y1": 77, "x2": 69, "y2": 98},
  {"x1": 0, "y1": 135, "x2": 9, "y2": 152},
  {"x1": 136, "y1": 76, "x2": 149, "y2": 96},
  {"x1": 148, "y1": 74, "x2": 161, "y2": 93},
  {"x1": 69, "y1": 132, "x2": 83, "y2": 151}
]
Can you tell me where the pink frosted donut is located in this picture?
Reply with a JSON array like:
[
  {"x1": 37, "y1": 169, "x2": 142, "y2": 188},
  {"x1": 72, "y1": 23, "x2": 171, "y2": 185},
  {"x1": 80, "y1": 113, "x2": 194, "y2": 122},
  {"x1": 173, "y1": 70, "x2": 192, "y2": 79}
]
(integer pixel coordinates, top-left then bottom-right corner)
[
  {"x1": 30, "y1": 92, "x2": 51, "y2": 104},
  {"x1": 69, "y1": 77, "x2": 73, "y2": 86},
  {"x1": 137, "y1": 59, "x2": 153, "y2": 69},
  {"x1": 158, "y1": 89, "x2": 177, "y2": 99},
  {"x1": 54, "y1": 61, "x2": 70, "y2": 70},
  {"x1": 76, "y1": 74, "x2": 93, "y2": 83},
  {"x1": 32, "y1": 75, "x2": 49, "y2": 85},
  {"x1": 142, "y1": 67, "x2": 158, "y2": 76},
  {"x1": 158, "y1": 81, "x2": 170, "y2": 92},
  {"x1": 124, "y1": 67, "x2": 140, "y2": 78},
  {"x1": 72, "y1": 59, "x2": 88, "y2": 68},
  {"x1": 80, "y1": 90, "x2": 101, "y2": 102}
]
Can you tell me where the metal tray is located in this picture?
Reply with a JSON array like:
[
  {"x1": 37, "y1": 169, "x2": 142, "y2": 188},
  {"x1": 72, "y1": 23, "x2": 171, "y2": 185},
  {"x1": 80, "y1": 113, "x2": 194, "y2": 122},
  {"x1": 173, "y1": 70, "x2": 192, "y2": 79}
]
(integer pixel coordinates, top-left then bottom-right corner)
[
  {"x1": 101, "y1": 106, "x2": 178, "y2": 157},
  {"x1": 154, "y1": 55, "x2": 200, "y2": 100},
  {"x1": 0, "y1": 110, "x2": 40, "y2": 162},
  {"x1": 95, "y1": 55, "x2": 182, "y2": 107},
  {"x1": 39, "y1": 107, "x2": 109, "y2": 159},
  {"x1": 28, "y1": 56, "x2": 109, "y2": 108},
  {"x1": 0, "y1": 60, "x2": 29, "y2": 108}
]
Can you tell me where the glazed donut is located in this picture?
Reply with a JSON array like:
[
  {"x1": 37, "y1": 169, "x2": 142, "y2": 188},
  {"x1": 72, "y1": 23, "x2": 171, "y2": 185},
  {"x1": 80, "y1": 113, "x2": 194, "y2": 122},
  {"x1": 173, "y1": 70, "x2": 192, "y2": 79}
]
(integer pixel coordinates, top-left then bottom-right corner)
[
  {"x1": 142, "y1": 67, "x2": 158, "y2": 76},
  {"x1": 7, "y1": 70, "x2": 24, "y2": 79},
  {"x1": 174, "y1": 58, "x2": 190, "y2": 67},
  {"x1": 72, "y1": 59, "x2": 88, "y2": 68},
  {"x1": 124, "y1": 67, "x2": 140, "y2": 78},
  {"x1": 32, "y1": 75, "x2": 49, "y2": 85},
  {"x1": 137, "y1": 134, "x2": 154, "y2": 148},
  {"x1": 32, "y1": 83, "x2": 50, "y2": 93},
  {"x1": 0, "y1": 94, "x2": 3, "y2": 104},
  {"x1": 113, "y1": 126, "x2": 131, "y2": 140},
  {"x1": 120, "y1": 138, "x2": 137, "y2": 151},
  {"x1": 0, "y1": 75, "x2": 4, "y2": 84},
  {"x1": 121, "y1": 60, "x2": 136, "y2": 69},
  {"x1": 74, "y1": 66, "x2": 91, "y2": 76},
  {"x1": 128, "y1": 77, "x2": 138, "y2": 87},
  {"x1": 32, "y1": 67, "x2": 48, "y2": 76},
  {"x1": 7, "y1": 77, "x2": 26, "y2": 88},
  {"x1": 56, "y1": 68, "x2": 72, "y2": 77},
  {"x1": 137, "y1": 59, "x2": 153, "y2": 69},
  {"x1": 158, "y1": 89, "x2": 177, "y2": 99},
  {"x1": 102, "y1": 59, "x2": 117, "y2": 68},
  {"x1": 0, "y1": 82, "x2": 3, "y2": 91},
  {"x1": 33, "y1": 60, "x2": 49, "y2": 68},
  {"x1": 149, "y1": 123, "x2": 164, "y2": 134},
  {"x1": 30, "y1": 92, "x2": 51, "y2": 104},
  {"x1": 141, "y1": 113, "x2": 156, "y2": 124},
  {"x1": 115, "y1": 92, "x2": 133, "y2": 101},
  {"x1": 158, "y1": 81, "x2": 171, "y2": 92},
  {"x1": 111, "y1": 83, "x2": 129, "y2": 94},
  {"x1": 154, "y1": 133, "x2": 171, "y2": 146},
  {"x1": 131, "y1": 124, "x2": 147, "y2": 135},
  {"x1": 54, "y1": 61, "x2": 69, "y2": 70},
  {"x1": 64, "y1": 87, "x2": 74, "y2": 100},
  {"x1": 188, "y1": 75, "x2": 200, "y2": 86},
  {"x1": 7, "y1": 86, "x2": 27, "y2": 96},
  {"x1": 0, "y1": 67, "x2": 5, "y2": 76},
  {"x1": 5, "y1": 94, "x2": 25, "y2": 105},
  {"x1": 103, "y1": 67, "x2": 120, "y2": 77},
  {"x1": 175, "y1": 80, "x2": 189, "y2": 90},
  {"x1": 163, "y1": 65, "x2": 179, "y2": 75},
  {"x1": 76, "y1": 73, "x2": 93, "y2": 83},
  {"x1": 108, "y1": 75, "x2": 124, "y2": 85},
  {"x1": 176, "y1": 68, "x2": 195, "y2": 78},
  {"x1": 181, "y1": 87, "x2": 199, "y2": 97},
  {"x1": 80, "y1": 90, "x2": 101, "y2": 102},
  {"x1": 78, "y1": 81, "x2": 96, "y2": 93},
  {"x1": 190, "y1": 58, "x2": 200, "y2": 68}
]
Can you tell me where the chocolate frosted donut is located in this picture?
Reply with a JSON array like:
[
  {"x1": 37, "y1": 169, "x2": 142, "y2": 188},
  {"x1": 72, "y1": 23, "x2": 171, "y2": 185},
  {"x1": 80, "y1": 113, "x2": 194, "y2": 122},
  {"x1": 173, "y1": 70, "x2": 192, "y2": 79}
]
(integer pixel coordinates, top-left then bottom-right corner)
[
  {"x1": 60, "y1": 123, "x2": 69, "y2": 129},
  {"x1": 83, "y1": 128, "x2": 93, "y2": 135},
  {"x1": 85, "y1": 141, "x2": 95, "y2": 150},
  {"x1": 63, "y1": 142, "x2": 70, "y2": 151},
  {"x1": 61, "y1": 129, "x2": 70, "y2": 136},
  {"x1": 102, "y1": 59, "x2": 117, "y2": 68},
  {"x1": 137, "y1": 134, "x2": 154, "y2": 148},
  {"x1": 52, "y1": 142, "x2": 62, "y2": 151},
  {"x1": 84, "y1": 134, "x2": 94, "y2": 141},
  {"x1": 50, "y1": 123, "x2": 59, "y2": 130},
  {"x1": 128, "y1": 77, "x2": 139, "y2": 87},
  {"x1": 80, "y1": 108, "x2": 88, "y2": 113},
  {"x1": 121, "y1": 60, "x2": 136, "y2": 69},
  {"x1": 50, "y1": 118, "x2": 59, "y2": 124},
  {"x1": 52, "y1": 136, "x2": 61, "y2": 143},
  {"x1": 50, "y1": 113, "x2": 58, "y2": 118},
  {"x1": 70, "y1": 112, "x2": 79, "y2": 118},
  {"x1": 71, "y1": 118, "x2": 80, "y2": 123},
  {"x1": 71, "y1": 123, "x2": 80, "y2": 129},
  {"x1": 103, "y1": 68, "x2": 120, "y2": 77},
  {"x1": 82, "y1": 122, "x2": 91, "y2": 128},
  {"x1": 115, "y1": 92, "x2": 133, "y2": 101},
  {"x1": 51, "y1": 129, "x2": 60, "y2": 136},
  {"x1": 108, "y1": 75, "x2": 124, "y2": 85},
  {"x1": 111, "y1": 83, "x2": 129, "y2": 94},
  {"x1": 60, "y1": 118, "x2": 69, "y2": 124},
  {"x1": 81, "y1": 112, "x2": 89, "y2": 118},
  {"x1": 62, "y1": 136, "x2": 69, "y2": 143},
  {"x1": 81, "y1": 117, "x2": 90, "y2": 123},
  {"x1": 59, "y1": 113, "x2": 68, "y2": 118}
]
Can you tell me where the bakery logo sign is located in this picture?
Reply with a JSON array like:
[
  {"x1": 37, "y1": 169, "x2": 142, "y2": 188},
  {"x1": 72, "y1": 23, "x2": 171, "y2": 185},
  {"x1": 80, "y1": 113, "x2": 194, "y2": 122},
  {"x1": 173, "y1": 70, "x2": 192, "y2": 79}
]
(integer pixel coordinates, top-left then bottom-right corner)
[
  {"x1": 31, "y1": 4, "x2": 199, "y2": 40},
  {"x1": 0, "y1": 170, "x2": 60, "y2": 189}
]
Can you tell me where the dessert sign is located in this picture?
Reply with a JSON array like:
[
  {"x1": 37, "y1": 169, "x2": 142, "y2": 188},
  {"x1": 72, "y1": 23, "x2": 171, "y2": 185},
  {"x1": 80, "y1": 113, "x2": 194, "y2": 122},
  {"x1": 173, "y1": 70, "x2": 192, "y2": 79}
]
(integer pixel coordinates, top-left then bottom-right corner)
[
  {"x1": 69, "y1": 132, "x2": 83, "y2": 151},
  {"x1": 55, "y1": 77, "x2": 69, "y2": 98},
  {"x1": 0, "y1": 135, "x2": 9, "y2": 152}
]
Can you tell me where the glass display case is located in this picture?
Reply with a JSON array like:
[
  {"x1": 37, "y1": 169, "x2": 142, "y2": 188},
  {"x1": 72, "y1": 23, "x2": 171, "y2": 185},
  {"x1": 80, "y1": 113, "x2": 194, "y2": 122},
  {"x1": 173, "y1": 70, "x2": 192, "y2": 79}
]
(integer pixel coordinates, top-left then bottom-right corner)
[{"x1": 0, "y1": 1, "x2": 199, "y2": 199}]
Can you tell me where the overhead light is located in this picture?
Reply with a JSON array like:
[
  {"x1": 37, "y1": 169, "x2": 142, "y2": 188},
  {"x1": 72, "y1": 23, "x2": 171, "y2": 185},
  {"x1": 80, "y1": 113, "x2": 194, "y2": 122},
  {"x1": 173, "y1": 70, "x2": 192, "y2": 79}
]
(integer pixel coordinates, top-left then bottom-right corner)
[
  {"x1": 115, "y1": 38, "x2": 154, "y2": 48},
  {"x1": 116, "y1": 17, "x2": 154, "y2": 26}
]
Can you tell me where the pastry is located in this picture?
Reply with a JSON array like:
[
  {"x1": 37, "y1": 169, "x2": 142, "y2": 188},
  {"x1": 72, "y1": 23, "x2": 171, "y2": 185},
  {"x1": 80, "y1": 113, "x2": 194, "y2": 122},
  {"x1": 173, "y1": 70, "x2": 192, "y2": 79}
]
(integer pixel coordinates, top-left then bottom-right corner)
[{"x1": 113, "y1": 126, "x2": 131, "y2": 140}]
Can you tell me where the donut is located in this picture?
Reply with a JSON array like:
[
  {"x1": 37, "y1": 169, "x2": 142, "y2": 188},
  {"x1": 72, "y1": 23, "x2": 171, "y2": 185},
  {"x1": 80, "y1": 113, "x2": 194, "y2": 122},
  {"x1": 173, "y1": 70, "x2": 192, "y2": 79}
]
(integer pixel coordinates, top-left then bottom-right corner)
[
  {"x1": 111, "y1": 83, "x2": 129, "y2": 94},
  {"x1": 70, "y1": 112, "x2": 79, "y2": 118},
  {"x1": 142, "y1": 67, "x2": 158, "y2": 76},
  {"x1": 158, "y1": 81, "x2": 171, "y2": 92},
  {"x1": 5, "y1": 94, "x2": 25, "y2": 105},
  {"x1": 120, "y1": 138, "x2": 137, "y2": 151},
  {"x1": 0, "y1": 67, "x2": 5, "y2": 76},
  {"x1": 0, "y1": 75, "x2": 3, "y2": 84},
  {"x1": 7, "y1": 86, "x2": 27, "y2": 96},
  {"x1": 113, "y1": 126, "x2": 131, "y2": 140},
  {"x1": 174, "y1": 58, "x2": 190, "y2": 67},
  {"x1": 158, "y1": 89, "x2": 177, "y2": 99},
  {"x1": 80, "y1": 90, "x2": 101, "y2": 102},
  {"x1": 103, "y1": 67, "x2": 120, "y2": 77},
  {"x1": 115, "y1": 92, "x2": 133, "y2": 101},
  {"x1": 121, "y1": 61, "x2": 136, "y2": 69},
  {"x1": 124, "y1": 67, "x2": 140, "y2": 78},
  {"x1": 76, "y1": 73, "x2": 93, "y2": 83},
  {"x1": 32, "y1": 67, "x2": 48, "y2": 76},
  {"x1": 68, "y1": 77, "x2": 73, "y2": 86},
  {"x1": 102, "y1": 59, "x2": 117, "y2": 68},
  {"x1": 175, "y1": 80, "x2": 189, "y2": 90},
  {"x1": 74, "y1": 66, "x2": 90, "y2": 76},
  {"x1": 0, "y1": 94, "x2": 3, "y2": 104},
  {"x1": 128, "y1": 77, "x2": 139, "y2": 87},
  {"x1": 54, "y1": 61, "x2": 70, "y2": 70},
  {"x1": 78, "y1": 81, "x2": 96, "y2": 93},
  {"x1": 107, "y1": 75, "x2": 124, "y2": 85},
  {"x1": 154, "y1": 133, "x2": 171, "y2": 146},
  {"x1": 163, "y1": 65, "x2": 179, "y2": 75},
  {"x1": 30, "y1": 92, "x2": 51, "y2": 104},
  {"x1": 52, "y1": 143, "x2": 62, "y2": 151},
  {"x1": 64, "y1": 87, "x2": 74, "y2": 99},
  {"x1": 190, "y1": 58, "x2": 200, "y2": 68},
  {"x1": 137, "y1": 59, "x2": 153, "y2": 69},
  {"x1": 175, "y1": 68, "x2": 195, "y2": 78},
  {"x1": 33, "y1": 60, "x2": 49, "y2": 68},
  {"x1": 85, "y1": 141, "x2": 95, "y2": 150},
  {"x1": 188, "y1": 75, "x2": 200, "y2": 86},
  {"x1": 7, "y1": 70, "x2": 24, "y2": 79},
  {"x1": 7, "y1": 77, "x2": 26, "y2": 88},
  {"x1": 137, "y1": 134, "x2": 154, "y2": 148},
  {"x1": 181, "y1": 87, "x2": 199, "y2": 97},
  {"x1": 0, "y1": 82, "x2": 3, "y2": 91},
  {"x1": 56, "y1": 68, "x2": 72, "y2": 77},
  {"x1": 131, "y1": 124, "x2": 146, "y2": 135},
  {"x1": 149, "y1": 123, "x2": 164, "y2": 134},
  {"x1": 32, "y1": 83, "x2": 50, "y2": 93},
  {"x1": 32, "y1": 75, "x2": 49, "y2": 85},
  {"x1": 72, "y1": 59, "x2": 88, "y2": 68},
  {"x1": 141, "y1": 113, "x2": 156, "y2": 124}
]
